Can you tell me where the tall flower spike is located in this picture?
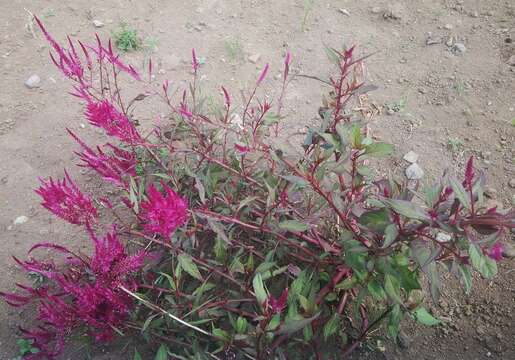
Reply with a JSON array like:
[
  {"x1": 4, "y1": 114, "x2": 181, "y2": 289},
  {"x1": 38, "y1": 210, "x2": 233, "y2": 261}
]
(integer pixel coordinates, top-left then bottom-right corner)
[
  {"x1": 68, "y1": 129, "x2": 136, "y2": 186},
  {"x1": 464, "y1": 156, "x2": 475, "y2": 188},
  {"x1": 35, "y1": 171, "x2": 98, "y2": 226},
  {"x1": 85, "y1": 99, "x2": 142, "y2": 144},
  {"x1": 140, "y1": 182, "x2": 189, "y2": 238}
]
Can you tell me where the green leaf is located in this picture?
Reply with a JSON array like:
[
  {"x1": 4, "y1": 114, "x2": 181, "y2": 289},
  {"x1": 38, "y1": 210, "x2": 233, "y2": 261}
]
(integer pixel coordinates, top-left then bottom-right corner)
[
  {"x1": 382, "y1": 199, "x2": 431, "y2": 222},
  {"x1": 359, "y1": 208, "x2": 390, "y2": 233},
  {"x1": 412, "y1": 307, "x2": 441, "y2": 326},
  {"x1": 323, "y1": 313, "x2": 341, "y2": 340},
  {"x1": 195, "y1": 177, "x2": 206, "y2": 204},
  {"x1": 385, "y1": 274, "x2": 403, "y2": 304},
  {"x1": 276, "y1": 313, "x2": 320, "y2": 336},
  {"x1": 449, "y1": 177, "x2": 471, "y2": 211},
  {"x1": 367, "y1": 280, "x2": 386, "y2": 300},
  {"x1": 212, "y1": 328, "x2": 231, "y2": 342},
  {"x1": 279, "y1": 220, "x2": 309, "y2": 232},
  {"x1": 382, "y1": 224, "x2": 399, "y2": 248},
  {"x1": 349, "y1": 124, "x2": 363, "y2": 149},
  {"x1": 363, "y1": 142, "x2": 394, "y2": 158},
  {"x1": 134, "y1": 350, "x2": 143, "y2": 360},
  {"x1": 177, "y1": 253, "x2": 202, "y2": 281},
  {"x1": 235, "y1": 317, "x2": 247, "y2": 334},
  {"x1": 387, "y1": 304, "x2": 402, "y2": 338},
  {"x1": 458, "y1": 263, "x2": 472, "y2": 294},
  {"x1": 154, "y1": 344, "x2": 169, "y2": 360},
  {"x1": 469, "y1": 244, "x2": 497, "y2": 279},
  {"x1": 207, "y1": 219, "x2": 230, "y2": 244},
  {"x1": 253, "y1": 273, "x2": 268, "y2": 308},
  {"x1": 281, "y1": 175, "x2": 309, "y2": 186}
]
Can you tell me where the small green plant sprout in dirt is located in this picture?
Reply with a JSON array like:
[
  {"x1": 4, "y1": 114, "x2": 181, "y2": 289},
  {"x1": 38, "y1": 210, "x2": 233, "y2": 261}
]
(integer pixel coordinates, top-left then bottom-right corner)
[
  {"x1": 447, "y1": 137, "x2": 464, "y2": 154},
  {"x1": 223, "y1": 37, "x2": 244, "y2": 62},
  {"x1": 386, "y1": 98, "x2": 407, "y2": 113},
  {"x1": 1, "y1": 18, "x2": 514, "y2": 360},
  {"x1": 301, "y1": 0, "x2": 315, "y2": 31},
  {"x1": 14, "y1": 338, "x2": 39, "y2": 359},
  {"x1": 113, "y1": 22, "x2": 141, "y2": 52}
]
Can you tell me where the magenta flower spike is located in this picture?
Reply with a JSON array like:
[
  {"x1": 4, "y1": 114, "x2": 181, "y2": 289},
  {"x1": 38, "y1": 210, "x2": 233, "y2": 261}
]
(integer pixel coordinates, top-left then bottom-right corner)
[
  {"x1": 488, "y1": 242, "x2": 504, "y2": 261},
  {"x1": 192, "y1": 48, "x2": 200, "y2": 73},
  {"x1": 140, "y1": 182, "x2": 189, "y2": 238},
  {"x1": 68, "y1": 129, "x2": 136, "y2": 186},
  {"x1": 35, "y1": 171, "x2": 98, "y2": 226},
  {"x1": 257, "y1": 63, "x2": 269, "y2": 85},
  {"x1": 85, "y1": 99, "x2": 142, "y2": 144}
]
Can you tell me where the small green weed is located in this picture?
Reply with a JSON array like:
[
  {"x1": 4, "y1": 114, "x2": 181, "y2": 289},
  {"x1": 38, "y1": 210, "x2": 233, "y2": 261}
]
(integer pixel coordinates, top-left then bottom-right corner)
[
  {"x1": 224, "y1": 38, "x2": 244, "y2": 62},
  {"x1": 113, "y1": 23, "x2": 141, "y2": 52},
  {"x1": 386, "y1": 98, "x2": 407, "y2": 113},
  {"x1": 447, "y1": 137, "x2": 464, "y2": 153},
  {"x1": 301, "y1": 0, "x2": 315, "y2": 31},
  {"x1": 13, "y1": 338, "x2": 39, "y2": 360}
]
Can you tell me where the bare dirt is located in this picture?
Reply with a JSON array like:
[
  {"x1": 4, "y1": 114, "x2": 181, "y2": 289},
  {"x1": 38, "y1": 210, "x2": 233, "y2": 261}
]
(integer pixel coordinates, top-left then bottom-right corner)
[{"x1": 0, "y1": 0, "x2": 514, "y2": 359}]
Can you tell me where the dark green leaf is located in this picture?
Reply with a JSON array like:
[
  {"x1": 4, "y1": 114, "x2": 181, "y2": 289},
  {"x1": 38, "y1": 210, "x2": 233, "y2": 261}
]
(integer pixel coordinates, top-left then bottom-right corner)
[
  {"x1": 387, "y1": 304, "x2": 402, "y2": 338},
  {"x1": 253, "y1": 273, "x2": 268, "y2": 308},
  {"x1": 382, "y1": 224, "x2": 399, "y2": 248},
  {"x1": 279, "y1": 220, "x2": 309, "y2": 232},
  {"x1": 458, "y1": 263, "x2": 472, "y2": 294},
  {"x1": 134, "y1": 350, "x2": 143, "y2": 360},
  {"x1": 385, "y1": 274, "x2": 403, "y2": 304},
  {"x1": 359, "y1": 208, "x2": 390, "y2": 233},
  {"x1": 382, "y1": 199, "x2": 431, "y2": 222},
  {"x1": 276, "y1": 313, "x2": 320, "y2": 336},
  {"x1": 323, "y1": 313, "x2": 341, "y2": 340},
  {"x1": 177, "y1": 253, "x2": 202, "y2": 281},
  {"x1": 281, "y1": 175, "x2": 309, "y2": 186},
  {"x1": 363, "y1": 142, "x2": 394, "y2": 158},
  {"x1": 154, "y1": 344, "x2": 168, "y2": 360},
  {"x1": 449, "y1": 177, "x2": 471, "y2": 211},
  {"x1": 367, "y1": 280, "x2": 386, "y2": 300}
]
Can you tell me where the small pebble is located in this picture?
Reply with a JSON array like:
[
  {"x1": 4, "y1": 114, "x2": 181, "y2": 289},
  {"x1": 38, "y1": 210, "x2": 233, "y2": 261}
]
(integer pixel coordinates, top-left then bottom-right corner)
[
  {"x1": 453, "y1": 43, "x2": 467, "y2": 53},
  {"x1": 508, "y1": 179, "x2": 515, "y2": 188},
  {"x1": 444, "y1": 24, "x2": 453, "y2": 30},
  {"x1": 371, "y1": 7, "x2": 382, "y2": 14},
  {"x1": 405, "y1": 163, "x2": 424, "y2": 180},
  {"x1": 248, "y1": 53, "x2": 261, "y2": 64},
  {"x1": 338, "y1": 8, "x2": 350, "y2": 16},
  {"x1": 25, "y1": 74, "x2": 41, "y2": 89},
  {"x1": 92, "y1": 20, "x2": 104, "y2": 28},
  {"x1": 14, "y1": 215, "x2": 29, "y2": 225},
  {"x1": 403, "y1": 151, "x2": 419, "y2": 163}
]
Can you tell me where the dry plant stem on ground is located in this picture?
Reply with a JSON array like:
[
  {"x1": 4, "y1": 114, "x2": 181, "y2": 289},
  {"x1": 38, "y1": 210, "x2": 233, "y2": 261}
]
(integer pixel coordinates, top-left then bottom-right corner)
[{"x1": 1, "y1": 17, "x2": 514, "y2": 360}]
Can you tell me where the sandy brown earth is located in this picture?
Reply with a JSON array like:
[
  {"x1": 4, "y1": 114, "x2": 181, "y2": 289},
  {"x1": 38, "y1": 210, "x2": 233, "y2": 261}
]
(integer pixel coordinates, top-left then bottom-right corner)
[{"x1": 0, "y1": 0, "x2": 514, "y2": 359}]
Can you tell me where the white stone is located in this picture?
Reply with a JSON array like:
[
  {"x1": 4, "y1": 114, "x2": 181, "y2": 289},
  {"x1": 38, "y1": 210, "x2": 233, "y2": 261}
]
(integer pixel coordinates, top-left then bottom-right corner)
[
  {"x1": 248, "y1": 53, "x2": 261, "y2": 64},
  {"x1": 405, "y1": 163, "x2": 424, "y2": 180},
  {"x1": 25, "y1": 74, "x2": 41, "y2": 88},
  {"x1": 403, "y1": 151, "x2": 419, "y2": 163},
  {"x1": 14, "y1": 215, "x2": 28, "y2": 225},
  {"x1": 92, "y1": 20, "x2": 104, "y2": 28}
]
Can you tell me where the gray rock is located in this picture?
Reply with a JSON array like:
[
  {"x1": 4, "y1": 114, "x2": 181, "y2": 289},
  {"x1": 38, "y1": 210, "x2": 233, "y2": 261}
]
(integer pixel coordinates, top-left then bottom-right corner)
[
  {"x1": 92, "y1": 19, "x2": 104, "y2": 28},
  {"x1": 508, "y1": 179, "x2": 515, "y2": 188},
  {"x1": 453, "y1": 43, "x2": 467, "y2": 54},
  {"x1": 13, "y1": 215, "x2": 28, "y2": 225},
  {"x1": 371, "y1": 7, "x2": 382, "y2": 14},
  {"x1": 503, "y1": 243, "x2": 515, "y2": 259},
  {"x1": 248, "y1": 53, "x2": 261, "y2": 64},
  {"x1": 406, "y1": 163, "x2": 424, "y2": 180},
  {"x1": 25, "y1": 74, "x2": 41, "y2": 88},
  {"x1": 484, "y1": 187, "x2": 498, "y2": 199},
  {"x1": 508, "y1": 55, "x2": 515, "y2": 66},
  {"x1": 338, "y1": 8, "x2": 350, "y2": 16},
  {"x1": 403, "y1": 151, "x2": 419, "y2": 163},
  {"x1": 444, "y1": 24, "x2": 453, "y2": 30}
]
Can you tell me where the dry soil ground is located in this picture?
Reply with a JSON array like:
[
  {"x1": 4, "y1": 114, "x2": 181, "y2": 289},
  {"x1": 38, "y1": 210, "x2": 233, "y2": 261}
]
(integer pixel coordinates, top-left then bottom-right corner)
[{"x1": 0, "y1": 0, "x2": 514, "y2": 359}]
